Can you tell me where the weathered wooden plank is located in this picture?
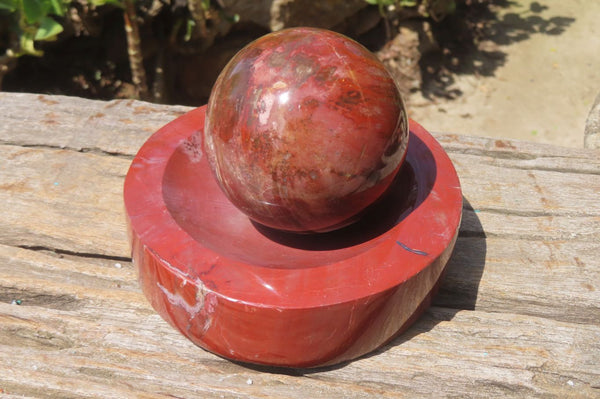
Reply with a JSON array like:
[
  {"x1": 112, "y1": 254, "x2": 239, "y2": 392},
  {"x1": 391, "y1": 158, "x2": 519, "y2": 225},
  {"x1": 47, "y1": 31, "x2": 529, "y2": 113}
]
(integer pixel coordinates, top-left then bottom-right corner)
[
  {"x1": 2, "y1": 144, "x2": 598, "y2": 256},
  {"x1": 2, "y1": 92, "x2": 599, "y2": 169},
  {"x1": 1, "y1": 243, "x2": 599, "y2": 397},
  {"x1": 1, "y1": 93, "x2": 599, "y2": 397},
  {"x1": 0, "y1": 145, "x2": 132, "y2": 257},
  {"x1": 460, "y1": 208, "x2": 600, "y2": 242},
  {"x1": 437, "y1": 236, "x2": 600, "y2": 324},
  {"x1": 3, "y1": 94, "x2": 600, "y2": 219},
  {"x1": 2, "y1": 268, "x2": 598, "y2": 399},
  {"x1": 2, "y1": 92, "x2": 598, "y2": 161},
  {"x1": 450, "y1": 153, "x2": 600, "y2": 217},
  {"x1": 1, "y1": 142, "x2": 599, "y2": 323},
  {"x1": 1, "y1": 199, "x2": 597, "y2": 328},
  {"x1": 435, "y1": 132, "x2": 600, "y2": 163},
  {"x1": 0, "y1": 92, "x2": 191, "y2": 156}
]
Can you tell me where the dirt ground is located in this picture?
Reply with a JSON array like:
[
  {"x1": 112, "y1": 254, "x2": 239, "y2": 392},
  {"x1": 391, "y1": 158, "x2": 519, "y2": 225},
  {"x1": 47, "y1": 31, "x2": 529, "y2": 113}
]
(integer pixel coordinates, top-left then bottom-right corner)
[{"x1": 407, "y1": 0, "x2": 600, "y2": 148}]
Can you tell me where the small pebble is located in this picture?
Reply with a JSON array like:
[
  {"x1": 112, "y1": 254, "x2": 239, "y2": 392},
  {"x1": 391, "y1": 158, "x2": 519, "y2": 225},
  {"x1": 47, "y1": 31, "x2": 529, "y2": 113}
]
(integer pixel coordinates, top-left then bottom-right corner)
[
  {"x1": 246, "y1": 378, "x2": 253, "y2": 385},
  {"x1": 567, "y1": 380, "x2": 574, "y2": 387},
  {"x1": 114, "y1": 263, "x2": 122, "y2": 269}
]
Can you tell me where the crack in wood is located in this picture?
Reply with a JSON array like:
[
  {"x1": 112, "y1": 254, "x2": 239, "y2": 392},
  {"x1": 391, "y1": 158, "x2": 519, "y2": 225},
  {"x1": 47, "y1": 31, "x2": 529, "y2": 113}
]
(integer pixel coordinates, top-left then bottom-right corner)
[
  {"x1": 443, "y1": 145, "x2": 540, "y2": 160},
  {"x1": 463, "y1": 206, "x2": 596, "y2": 218},
  {"x1": 496, "y1": 163, "x2": 600, "y2": 176},
  {"x1": 460, "y1": 229, "x2": 597, "y2": 242},
  {"x1": 441, "y1": 143, "x2": 596, "y2": 161},
  {"x1": 0, "y1": 285, "x2": 81, "y2": 311},
  {"x1": 0, "y1": 139, "x2": 135, "y2": 160},
  {"x1": 443, "y1": 146, "x2": 600, "y2": 175},
  {"x1": 17, "y1": 245, "x2": 131, "y2": 262}
]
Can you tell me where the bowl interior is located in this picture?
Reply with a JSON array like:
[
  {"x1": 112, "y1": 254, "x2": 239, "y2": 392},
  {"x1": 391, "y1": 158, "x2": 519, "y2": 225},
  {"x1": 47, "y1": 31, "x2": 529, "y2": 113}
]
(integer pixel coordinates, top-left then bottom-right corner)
[{"x1": 162, "y1": 131, "x2": 435, "y2": 269}]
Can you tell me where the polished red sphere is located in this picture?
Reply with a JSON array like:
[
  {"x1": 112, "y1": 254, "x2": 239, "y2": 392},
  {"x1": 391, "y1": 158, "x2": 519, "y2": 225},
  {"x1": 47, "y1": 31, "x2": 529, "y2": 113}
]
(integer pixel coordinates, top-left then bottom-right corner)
[{"x1": 204, "y1": 27, "x2": 409, "y2": 232}]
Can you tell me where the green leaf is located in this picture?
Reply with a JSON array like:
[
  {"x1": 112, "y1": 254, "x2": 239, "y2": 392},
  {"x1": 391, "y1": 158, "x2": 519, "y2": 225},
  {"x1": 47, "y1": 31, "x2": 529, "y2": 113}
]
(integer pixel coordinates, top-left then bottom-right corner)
[
  {"x1": 364, "y1": 0, "x2": 396, "y2": 7},
  {"x1": 223, "y1": 11, "x2": 239, "y2": 24},
  {"x1": 34, "y1": 16, "x2": 63, "y2": 40},
  {"x1": 22, "y1": 0, "x2": 45, "y2": 23},
  {"x1": 371, "y1": 0, "x2": 394, "y2": 4},
  {"x1": 49, "y1": 0, "x2": 64, "y2": 16},
  {"x1": 184, "y1": 18, "x2": 195, "y2": 41},
  {"x1": 88, "y1": 0, "x2": 123, "y2": 8},
  {"x1": 399, "y1": 0, "x2": 417, "y2": 6},
  {"x1": 20, "y1": 31, "x2": 43, "y2": 56},
  {"x1": 0, "y1": 0, "x2": 18, "y2": 12}
]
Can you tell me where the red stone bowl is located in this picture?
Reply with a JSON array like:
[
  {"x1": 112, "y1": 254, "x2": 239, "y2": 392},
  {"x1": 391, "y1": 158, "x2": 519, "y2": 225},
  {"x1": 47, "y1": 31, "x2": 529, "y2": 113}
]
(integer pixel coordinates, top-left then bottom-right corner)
[{"x1": 124, "y1": 106, "x2": 462, "y2": 368}]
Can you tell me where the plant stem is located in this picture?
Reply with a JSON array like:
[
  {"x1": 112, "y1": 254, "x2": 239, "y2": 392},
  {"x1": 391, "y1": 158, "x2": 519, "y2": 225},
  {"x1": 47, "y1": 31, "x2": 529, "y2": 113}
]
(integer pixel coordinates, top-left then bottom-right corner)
[
  {"x1": 123, "y1": 0, "x2": 149, "y2": 100},
  {"x1": 152, "y1": 44, "x2": 167, "y2": 103},
  {"x1": 187, "y1": 0, "x2": 208, "y2": 38}
]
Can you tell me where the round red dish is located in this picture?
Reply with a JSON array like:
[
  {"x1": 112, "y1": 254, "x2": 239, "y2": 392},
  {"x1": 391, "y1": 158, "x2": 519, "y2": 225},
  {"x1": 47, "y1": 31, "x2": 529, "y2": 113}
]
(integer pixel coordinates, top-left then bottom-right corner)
[{"x1": 124, "y1": 106, "x2": 462, "y2": 368}]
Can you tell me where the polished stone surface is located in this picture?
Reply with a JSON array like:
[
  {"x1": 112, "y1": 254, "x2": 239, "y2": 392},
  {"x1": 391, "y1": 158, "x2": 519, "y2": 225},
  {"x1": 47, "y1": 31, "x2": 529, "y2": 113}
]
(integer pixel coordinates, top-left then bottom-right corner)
[
  {"x1": 124, "y1": 106, "x2": 462, "y2": 368},
  {"x1": 204, "y1": 28, "x2": 409, "y2": 232}
]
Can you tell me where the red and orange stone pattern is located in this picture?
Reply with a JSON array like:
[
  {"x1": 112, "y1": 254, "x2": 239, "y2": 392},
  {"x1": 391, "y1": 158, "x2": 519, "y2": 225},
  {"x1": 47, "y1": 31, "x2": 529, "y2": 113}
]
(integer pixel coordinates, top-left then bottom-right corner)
[{"x1": 204, "y1": 27, "x2": 409, "y2": 232}]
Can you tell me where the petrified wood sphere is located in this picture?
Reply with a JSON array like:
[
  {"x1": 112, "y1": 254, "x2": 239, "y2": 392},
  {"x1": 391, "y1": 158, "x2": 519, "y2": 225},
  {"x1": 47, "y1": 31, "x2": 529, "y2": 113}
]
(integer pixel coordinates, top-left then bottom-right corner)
[{"x1": 204, "y1": 27, "x2": 409, "y2": 232}]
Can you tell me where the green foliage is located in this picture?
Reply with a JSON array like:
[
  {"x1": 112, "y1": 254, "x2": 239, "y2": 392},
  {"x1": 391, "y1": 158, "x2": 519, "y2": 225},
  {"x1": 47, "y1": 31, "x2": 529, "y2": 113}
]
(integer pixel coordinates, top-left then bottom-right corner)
[
  {"x1": 365, "y1": 0, "x2": 397, "y2": 17},
  {"x1": 184, "y1": 18, "x2": 196, "y2": 41},
  {"x1": 1, "y1": 0, "x2": 238, "y2": 59},
  {"x1": 0, "y1": 0, "x2": 127, "y2": 59},
  {"x1": 0, "y1": 0, "x2": 67, "y2": 56},
  {"x1": 87, "y1": 0, "x2": 123, "y2": 8},
  {"x1": 364, "y1": 0, "x2": 418, "y2": 8}
]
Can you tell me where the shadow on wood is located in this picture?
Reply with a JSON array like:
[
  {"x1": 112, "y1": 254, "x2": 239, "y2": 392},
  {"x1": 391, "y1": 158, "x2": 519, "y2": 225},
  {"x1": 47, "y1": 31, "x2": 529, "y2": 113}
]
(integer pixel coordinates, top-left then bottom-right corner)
[
  {"x1": 363, "y1": 196, "x2": 487, "y2": 356},
  {"x1": 433, "y1": 197, "x2": 487, "y2": 310}
]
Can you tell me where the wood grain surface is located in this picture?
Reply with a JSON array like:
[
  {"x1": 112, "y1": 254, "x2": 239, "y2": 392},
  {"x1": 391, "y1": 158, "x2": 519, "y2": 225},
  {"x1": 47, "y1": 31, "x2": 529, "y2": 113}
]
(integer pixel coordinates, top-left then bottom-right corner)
[{"x1": 1, "y1": 92, "x2": 599, "y2": 398}]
